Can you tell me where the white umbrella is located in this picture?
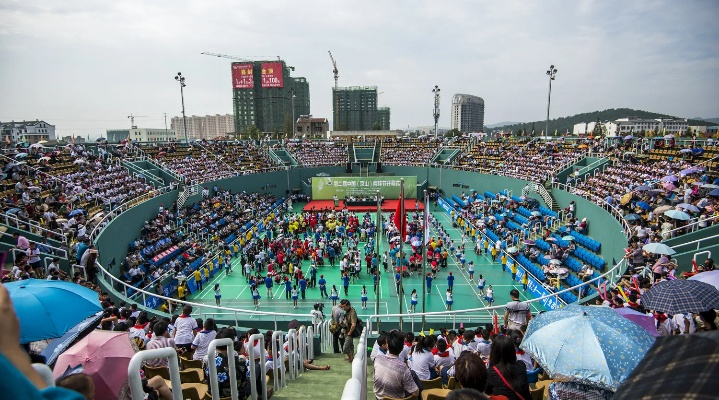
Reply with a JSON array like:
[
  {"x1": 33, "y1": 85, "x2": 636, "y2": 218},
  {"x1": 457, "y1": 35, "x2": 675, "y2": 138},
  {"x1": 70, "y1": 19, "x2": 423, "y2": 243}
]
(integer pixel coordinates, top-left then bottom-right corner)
[
  {"x1": 73, "y1": 159, "x2": 86, "y2": 165},
  {"x1": 550, "y1": 259, "x2": 562, "y2": 265}
]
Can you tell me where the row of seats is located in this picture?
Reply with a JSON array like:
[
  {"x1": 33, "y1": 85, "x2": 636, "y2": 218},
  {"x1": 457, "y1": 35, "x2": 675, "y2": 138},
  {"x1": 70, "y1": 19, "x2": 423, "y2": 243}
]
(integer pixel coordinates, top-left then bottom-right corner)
[
  {"x1": 573, "y1": 247, "x2": 606, "y2": 270},
  {"x1": 516, "y1": 254, "x2": 547, "y2": 281},
  {"x1": 538, "y1": 206, "x2": 558, "y2": 218},
  {"x1": 566, "y1": 228, "x2": 601, "y2": 252}
]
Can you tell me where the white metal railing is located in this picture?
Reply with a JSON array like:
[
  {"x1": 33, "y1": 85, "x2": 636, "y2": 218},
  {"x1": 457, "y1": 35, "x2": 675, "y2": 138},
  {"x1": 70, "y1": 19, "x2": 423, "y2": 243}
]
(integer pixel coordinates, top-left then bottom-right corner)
[
  {"x1": 270, "y1": 330, "x2": 287, "y2": 391},
  {"x1": 661, "y1": 214, "x2": 719, "y2": 239},
  {"x1": 207, "y1": 338, "x2": 240, "y2": 400},
  {"x1": 247, "y1": 333, "x2": 268, "y2": 400},
  {"x1": 128, "y1": 347, "x2": 183, "y2": 400},
  {"x1": 670, "y1": 233, "x2": 719, "y2": 253},
  {"x1": 0, "y1": 211, "x2": 68, "y2": 244},
  {"x1": 522, "y1": 182, "x2": 554, "y2": 209},
  {"x1": 340, "y1": 327, "x2": 368, "y2": 400}
]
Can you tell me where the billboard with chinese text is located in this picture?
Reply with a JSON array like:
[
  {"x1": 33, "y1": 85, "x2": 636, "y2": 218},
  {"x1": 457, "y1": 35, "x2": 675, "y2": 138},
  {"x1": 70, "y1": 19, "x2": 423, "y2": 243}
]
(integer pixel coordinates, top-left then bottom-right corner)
[
  {"x1": 261, "y1": 62, "x2": 284, "y2": 88},
  {"x1": 312, "y1": 176, "x2": 417, "y2": 200},
  {"x1": 232, "y1": 63, "x2": 254, "y2": 89}
]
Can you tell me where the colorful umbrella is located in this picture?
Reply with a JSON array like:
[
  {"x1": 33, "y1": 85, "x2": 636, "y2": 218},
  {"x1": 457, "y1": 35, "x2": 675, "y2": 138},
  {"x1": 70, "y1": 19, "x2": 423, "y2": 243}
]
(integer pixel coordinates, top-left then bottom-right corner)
[
  {"x1": 642, "y1": 242, "x2": 676, "y2": 255},
  {"x1": 664, "y1": 209, "x2": 691, "y2": 220},
  {"x1": 522, "y1": 240, "x2": 535, "y2": 245},
  {"x1": 636, "y1": 201, "x2": 651, "y2": 210},
  {"x1": 662, "y1": 182, "x2": 677, "y2": 191},
  {"x1": 641, "y1": 280, "x2": 719, "y2": 314},
  {"x1": 520, "y1": 304, "x2": 656, "y2": 391},
  {"x1": 625, "y1": 213, "x2": 643, "y2": 222},
  {"x1": 677, "y1": 203, "x2": 700, "y2": 212},
  {"x1": 613, "y1": 331, "x2": 719, "y2": 399},
  {"x1": 688, "y1": 270, "x2": 719, "y2": 291},
  {"x1": 613, "y1": 307, "x2": 659, "y2": 337},
  {"x1": 620, "y1": 193, "x2": 633, "y2": 205},
  {"x1": 5, "y1": 279, "x2": 102, "y2": 343},
  {"x1": 53, "y1": 330, "x2": 137, "y2": 400}
]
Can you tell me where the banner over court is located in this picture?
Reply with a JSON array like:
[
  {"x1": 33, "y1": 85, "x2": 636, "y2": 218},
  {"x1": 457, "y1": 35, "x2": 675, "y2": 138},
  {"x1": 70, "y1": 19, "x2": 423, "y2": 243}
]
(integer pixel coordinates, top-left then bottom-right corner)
[{"x1": 311, "y1": 176, "x2": 417, "y2": 200}]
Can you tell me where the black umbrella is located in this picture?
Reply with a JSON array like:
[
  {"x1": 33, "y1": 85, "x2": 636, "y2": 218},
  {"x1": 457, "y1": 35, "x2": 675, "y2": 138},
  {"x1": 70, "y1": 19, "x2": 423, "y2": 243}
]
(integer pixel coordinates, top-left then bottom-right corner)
[
  {"x1": 613, "y1": 331, "x2": 719, "y2": 399},
  {"x1": 641, "y1": 280, "x2": 719, "y2": 314}
]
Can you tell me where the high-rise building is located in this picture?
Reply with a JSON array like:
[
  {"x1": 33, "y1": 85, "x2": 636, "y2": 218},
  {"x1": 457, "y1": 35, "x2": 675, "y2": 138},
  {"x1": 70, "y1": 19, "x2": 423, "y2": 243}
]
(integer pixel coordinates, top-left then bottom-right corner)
[
  {"x1": 333, "y1": 86, "x2": 379, "y2": 131},
  {"x1": 451, "y1": 94, "x2": 485, "y2": 133},
  {"x1": 377, "y1": 107, "x2": 391, "y2": 131},
  {"x1": 170, "y1": 114, "x2": 234, "y2": 140},
  {"x1": 232, "y1": 60, "x2": 310, "y2": 134}
]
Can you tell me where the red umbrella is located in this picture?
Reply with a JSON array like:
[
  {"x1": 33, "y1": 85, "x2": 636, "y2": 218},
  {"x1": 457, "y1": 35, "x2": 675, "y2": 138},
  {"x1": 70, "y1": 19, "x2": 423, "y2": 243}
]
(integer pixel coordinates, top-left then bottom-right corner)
[{"x1": 53, "y1": 330, "x2": 138, "y2": 400}]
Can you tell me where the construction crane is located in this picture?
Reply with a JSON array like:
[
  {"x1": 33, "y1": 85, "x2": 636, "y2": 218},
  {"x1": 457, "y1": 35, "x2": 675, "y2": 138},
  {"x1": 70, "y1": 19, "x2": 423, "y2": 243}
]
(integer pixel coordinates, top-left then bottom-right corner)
[
  {"x1": 127, "y1": 114, "x2": 147, "y2": 129},
  {"x1": 201, "y1": 52, "x2": 293, "y2": 70},
  {"x1": 328, "y1": 51, "x2": 339, "y2": 89}
]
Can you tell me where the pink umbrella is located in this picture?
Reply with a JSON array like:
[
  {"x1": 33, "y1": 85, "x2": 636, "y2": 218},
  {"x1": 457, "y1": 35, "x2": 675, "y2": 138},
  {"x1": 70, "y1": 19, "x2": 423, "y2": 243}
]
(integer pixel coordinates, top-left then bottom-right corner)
[
  {"x1": 613, "y1": 307, "x2": 659, "y2": 337},
  {"x1": 53, "y1": 330, "x2": 137, "y2": 400},
  {"x1": 662, "y1": 181, "x2": 677, "y2": 191}
]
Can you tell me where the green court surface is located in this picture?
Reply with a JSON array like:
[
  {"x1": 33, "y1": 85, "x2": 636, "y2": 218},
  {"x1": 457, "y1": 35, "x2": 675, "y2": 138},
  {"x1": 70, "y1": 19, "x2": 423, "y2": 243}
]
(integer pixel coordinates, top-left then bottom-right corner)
[{"x1": 188, "y1": 203, "x2": 543, "y2": 329}]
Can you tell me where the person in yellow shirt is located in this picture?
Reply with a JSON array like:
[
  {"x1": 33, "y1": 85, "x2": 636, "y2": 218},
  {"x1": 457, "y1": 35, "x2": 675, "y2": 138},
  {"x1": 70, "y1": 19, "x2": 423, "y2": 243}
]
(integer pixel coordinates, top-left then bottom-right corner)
[
  {"x1": 233, "y1": 243, "x2": 239, "y2": 256},
  {"x1": 500, "y1": 252, "x2": 507, "y2": 270},
  {"x1": 194, "y1": 269, "x2": 202, "y2": 290},
  {"x1": 491, "y1": 246, "x2": 498, "y2": 263},
  {"x1": 177, "y1": 283, "x2": 186, "y2": 301},
  {"x1": 522, "y1": 272, "x2": 529, "y2": 291},
  {"x1": 510, "y1": 261, "x2": 518, "y2": 281},
  {"x1": 203, "y1": 266, "x2": 210, "y2": 283}
]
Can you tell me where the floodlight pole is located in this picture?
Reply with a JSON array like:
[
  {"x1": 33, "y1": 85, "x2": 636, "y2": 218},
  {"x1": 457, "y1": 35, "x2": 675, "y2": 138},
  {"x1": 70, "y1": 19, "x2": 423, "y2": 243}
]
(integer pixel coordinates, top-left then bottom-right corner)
[{"x1": 545, "y1": 65, "x2": 557, "y2": 136}]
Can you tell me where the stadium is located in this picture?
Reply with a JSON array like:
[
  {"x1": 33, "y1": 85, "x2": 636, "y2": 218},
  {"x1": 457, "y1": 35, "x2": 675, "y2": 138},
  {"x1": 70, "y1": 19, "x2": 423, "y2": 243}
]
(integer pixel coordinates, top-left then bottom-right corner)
[{"x1": 2, "y1": 135, "x2": 718, "y2": 400}]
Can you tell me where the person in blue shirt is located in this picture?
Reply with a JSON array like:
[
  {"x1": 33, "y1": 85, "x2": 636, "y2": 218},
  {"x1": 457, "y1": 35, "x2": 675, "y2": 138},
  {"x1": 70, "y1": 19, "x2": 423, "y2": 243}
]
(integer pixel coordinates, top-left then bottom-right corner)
[
  {"x1": 299, "y1": 277, "x2": 307, "y2": 299},
  {"x1": 426, "y1": 273, "x2": 433, "y2": 294},
  {"x1": 373, "y1": 271, "x2": 380, "y2": 294},
  {"x1": 341, "y1": 272, "x2": 350, "y2": 296},
  {"x1": 395, "y1": 271, "x2": 402, "y2": 294},
  {"x1": 309, "y1": 264, "x2": 318, "y2": 288},
  {"x1": 284, "y1": 277, "x2": 292, "y2": 300},
  {"x1": 264, "y1": 275, "x2": 274, "y2": 299},
  {"x1": 371, "y1": 254, "x2": 378, "y2": 273},
  {"x1": 318, "y1": 274, "x2": 328, "y2": 298},
  {"x1": 447, "y1": 272, "x2": 454, "y2": 290},
  {"x1": 328, "y1": 246, "x2": 336, "y2": 266}
]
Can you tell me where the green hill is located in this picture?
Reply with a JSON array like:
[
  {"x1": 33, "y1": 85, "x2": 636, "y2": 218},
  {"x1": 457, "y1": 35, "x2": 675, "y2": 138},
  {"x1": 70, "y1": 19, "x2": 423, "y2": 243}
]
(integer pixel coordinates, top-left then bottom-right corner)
[{"x1": 492, "y1": 108, "x2": 713, "y2": 135}]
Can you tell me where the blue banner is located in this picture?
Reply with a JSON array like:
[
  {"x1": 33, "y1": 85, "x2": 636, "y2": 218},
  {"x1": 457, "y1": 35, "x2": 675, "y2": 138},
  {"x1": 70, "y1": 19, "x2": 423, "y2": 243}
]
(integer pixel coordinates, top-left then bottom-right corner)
[
  {"x1": 437, "y1": 197, "x2": 453, "y2": 215},
  {"x1": 514, "y1": 268, "x2": 562, "y2": 310}
]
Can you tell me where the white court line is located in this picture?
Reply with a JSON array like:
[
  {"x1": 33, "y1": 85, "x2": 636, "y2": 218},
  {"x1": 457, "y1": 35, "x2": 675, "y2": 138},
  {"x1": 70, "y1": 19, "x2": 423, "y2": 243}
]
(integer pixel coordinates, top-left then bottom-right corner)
[
  {"x1": 234, "y1": 286, "x2": 248, "y2": 299},
  {"x1": 435, "y1": 284, "x2": 447, "y2": 310}
]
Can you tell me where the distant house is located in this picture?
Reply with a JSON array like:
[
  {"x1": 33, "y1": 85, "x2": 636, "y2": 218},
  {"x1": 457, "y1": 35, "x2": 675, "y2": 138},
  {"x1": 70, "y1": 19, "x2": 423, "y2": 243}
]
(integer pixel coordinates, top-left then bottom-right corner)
[{"x1": 0, "y1": 120, "x2": 56, "y2": 144}]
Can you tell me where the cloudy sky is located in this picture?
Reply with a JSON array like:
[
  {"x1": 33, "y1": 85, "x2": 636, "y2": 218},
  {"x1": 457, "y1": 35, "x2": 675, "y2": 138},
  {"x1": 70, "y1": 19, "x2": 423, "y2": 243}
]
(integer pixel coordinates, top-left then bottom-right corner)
[{"x1": 1, "y1": 0, "x2": 717, "y2": 137}]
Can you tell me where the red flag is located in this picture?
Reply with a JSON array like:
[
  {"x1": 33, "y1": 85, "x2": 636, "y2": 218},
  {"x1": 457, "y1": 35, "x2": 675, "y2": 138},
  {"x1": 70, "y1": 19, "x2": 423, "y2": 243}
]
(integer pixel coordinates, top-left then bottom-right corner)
[{"x1": 393, "y1": 198, "x2": 406, "y2": 238}]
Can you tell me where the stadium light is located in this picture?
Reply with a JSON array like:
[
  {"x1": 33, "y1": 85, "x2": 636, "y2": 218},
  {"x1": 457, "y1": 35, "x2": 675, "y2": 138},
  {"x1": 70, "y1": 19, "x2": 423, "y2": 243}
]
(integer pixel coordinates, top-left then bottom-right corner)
[
  {"x1": 545, "y1": 65, "x2": 557, "y2": 136},
  {"x1": 175, "y1": 72, "x2": 188, "y2": 143}
]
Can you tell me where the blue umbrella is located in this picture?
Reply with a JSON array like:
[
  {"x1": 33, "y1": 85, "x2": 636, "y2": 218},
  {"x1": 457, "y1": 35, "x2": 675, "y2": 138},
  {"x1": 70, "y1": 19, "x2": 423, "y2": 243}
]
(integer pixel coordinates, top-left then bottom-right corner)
[
  {"x1": 625, "y1": 213, "x2": 643, "y2": 221},
  {"x1": 710, "y1": 188, "x2": 719, "y2": 197},
  {"x1": 634, "y1": 185, "x2": 651, "y2": 191},
  {"x1": 15, "y1": 152, "x2": 28, "y2": 158},
  {"x1": 636, "y1": 201, "x2": 651, "y2": 210},
  {"x1": 520, "y1": 304, "x2": 655, "y2": 391},
  {"x1": 624, "y1": 134, "x2": 634, "y2": 140},
  {"x1": 68, "y1": 209, "x2": 85, "y2": 217},
  {"x1": 5, "y1": 279, "x2": 103, "y2": 344},
  {"x1": 677, "y1": 203, "x2": 700, "y2": 212},
  {"x1": 40, "y1": 311, "x2": 103, "y2": 365},
  {"x1": 642, "y1": 242, "x2": 676, "y2": 255},
  {"x1": 664, "y1": 209, "x2": 691, "y2": 220},
  {"x1": 661, "y1": 175, "x2": 679, "y2": 182}
]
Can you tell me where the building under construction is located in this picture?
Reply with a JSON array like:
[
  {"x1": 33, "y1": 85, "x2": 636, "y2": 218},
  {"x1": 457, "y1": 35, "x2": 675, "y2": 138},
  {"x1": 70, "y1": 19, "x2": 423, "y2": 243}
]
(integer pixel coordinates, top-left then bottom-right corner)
[
  {"x1": 232, "y1": 60, "x2": 310, "y2": 134},
  {"x1": 332, "y1": 86, "x2": 390, "y2": 131}
]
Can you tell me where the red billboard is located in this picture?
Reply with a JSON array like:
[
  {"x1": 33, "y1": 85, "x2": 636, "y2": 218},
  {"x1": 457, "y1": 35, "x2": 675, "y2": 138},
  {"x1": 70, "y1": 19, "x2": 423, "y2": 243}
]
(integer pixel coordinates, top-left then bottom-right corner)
[
  {"x1": 261, "y1": 62, "x2": 284, "y2": 88},
  {"x1": 231, "y1": 63, "x2": 254, "y2": 89}
]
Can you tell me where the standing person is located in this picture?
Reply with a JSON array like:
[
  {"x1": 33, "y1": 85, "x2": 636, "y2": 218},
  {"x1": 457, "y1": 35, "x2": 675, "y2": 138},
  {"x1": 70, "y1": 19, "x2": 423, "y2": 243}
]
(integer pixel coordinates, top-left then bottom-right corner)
[
  {"x1": 501, "y1": 252, "x2": 507, "y2": 271},
  {"x1": 319, "y1": 274, "x2": 328, "y2": 298},
  {"x1": 332, "y1": 302, "x2": 345, "y2": 353},
  {"x1": 491, "y1": 246, "x2": 498, "y2": 263},
  {"x1": 410, "y1": 289, "x2": 418, "y2": 313},
  {"x1": 284, "y1": 277, "x2": 292, "y2": 300},
  {"x1": 340, "y1": 300, "x2": 359, "y2": 362},
  {"x1": 177, "y1": 282, "x2": 187, "y2": 301},
  {"x1": 504, "y1": 289, "x2": 532, "y2": 331},
  {"x1": 173, "y1": 305, "x2": 198, "y2": 351},
  {"x1": 291, "y1": 285, "x2": 299, "y2": 309},
  {"x1": 373, "y1": 331, "x2": 420, "y2": 400},
  {"x1": 224, "y1": 258, "x2": 231, "y2": 275},
  {"x1": 447, "y1": 272, "x2": 455, "y2": 290},
  {"x1": 485, "y1": 285, "x2": 494, "y2": 305},
  {"x1": 330, "y1": 285, "x2": 340, "y2": 306},
  {"x1": 485, "y1": 335, "x2": 532, "y2": 400},
  {"x1": 251, "y1": 285, "x2": 261, "y2": 308},
  {"x1": 299, "y1": 276, "x2": 307, "y2": 299},
  {"x1": 426, "y1": 272, "x2": 433, "y2": 294},
  {"x1": 468, "y1": 261, "x2": 475, "y2": 280},
  {"x1": 191, "y1": 319, "x2": 217, "y2": 361},
  {"x1": 446, "y1": 288, "x2": 453, "y2": 311},
  {"x1": 244, "y1": 261, "x2": 251, "y2": 280},
  {"x1": 477, "y1": 274, "x2": 486, "y2": 295},
  {"x1": 309, "y1": 263, "x2": 317, "y2": 288},
  {"x1": 194, "y1": 268, "x2": 203, "y2": 291},
  {"x1": 342, "y1": 272, "x2": 350, "y2": 296},
  {"x1": 360, "y1": 285, "x2": 368, "y2": 309},
  {"x1": 373, "y1": 271, "x2": 380, "y2": 294},
  {"x1": 521, "y1": 272, "x2": 529, "y2": 292},
  {"x1": 214, "y1": 284, "x2": 221, "y2": 306},
  {"x1": 264, "y1": 275, "x2": 274, "y2": 299},
  {"x1": 395, "y1": 270, "x2": 402, "y2": 294}
]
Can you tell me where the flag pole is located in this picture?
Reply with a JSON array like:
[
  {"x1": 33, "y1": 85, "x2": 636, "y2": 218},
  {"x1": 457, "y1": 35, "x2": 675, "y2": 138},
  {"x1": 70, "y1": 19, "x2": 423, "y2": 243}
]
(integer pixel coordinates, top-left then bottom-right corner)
[
  {"x1": 375, "y1": 190, "x2": 381, "y2": 330},
  {"x1": 421, "y1": 189, "x2": 428, "y2": 333},
  {"x1": 398, "y1": 178, "x2": 404, "y2": 331}
]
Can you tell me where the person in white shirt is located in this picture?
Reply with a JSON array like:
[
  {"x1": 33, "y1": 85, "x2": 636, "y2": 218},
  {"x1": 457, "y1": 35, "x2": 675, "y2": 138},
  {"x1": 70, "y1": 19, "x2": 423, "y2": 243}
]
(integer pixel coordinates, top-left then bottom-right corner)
[
  {"x1": 672, "y1": 313, "x2": 696, "y2": 335},
  {"x1": 656, "y1": 312, "x2": 678, "y2": 336},
  {"x1": 408, "y1": 335, "x2": 437, "y2": 380},
  {"x1": 173, "y1": 305, "x2": 198, "y2": 351},
  {"x1": 191, "y1": 319, "x2": 217, "y2": 361},
  {"x1": 433, "y1": 338, "x2": 455, "y2": 373}
]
